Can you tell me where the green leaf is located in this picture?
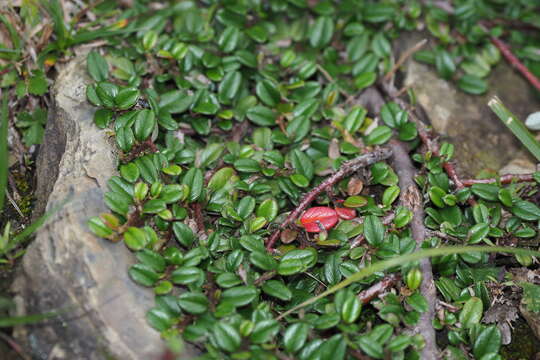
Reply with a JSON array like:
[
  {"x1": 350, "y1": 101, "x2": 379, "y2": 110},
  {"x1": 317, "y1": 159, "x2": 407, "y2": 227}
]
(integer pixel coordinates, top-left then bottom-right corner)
[
  {"x1": 208, "y1": 167, "x2": 235, "y2": 191},
  {"x1": 471, "y1": 184, "x2": 499, "y2": 202},
  {"x1": 364, "y1": 215, "x2": 384, "y2": 247},
  {"x1": 250, "y1": 319, "x2": 280, "y2": 344},
  {"x1": 256, "y1": 79, "x2": 281, "y2": 107},
  {"x1": 290, "y1": 149, "x2": 314, "y2": 181},
  {"x1": 250, "y1": 251, "x2": 278, "y2": 271},
  {"x1": 213, "y1": 322, "x2": 241, "y2": 352},
  {"x1": 512, "y1": 200, "x2": 540, "y2": 221},
  {"x1": 171, "y1": 266, "x2": 204, "y2": 285},
  {"x1": 458, "y1": 75, "x2": 487, "y2": 95},
  {"x1": 124, "y1": 227, "x2": 149, "y2": 251},
  {"x1": 278, "y1": 248, "x2": 318, "y2": 275},
  {"x1": 261, "y1": 280, "x2": 292, "y2": 301},
  {"x1": 182, "y1": 168, "x2": 204, "y2": 202},
  {"x1": 354, "y1": 71, "x2": 377, "y2": 90},
  {"x1": 341, "y1": 294, "x2": 362, "y2": 323},
  {"x1": 246, "y1": 106, "x2": 277, "y2": 126},
  {"x1": 435, "y1": 49, "x2": 455, "y2": 80},
  {"x1": 256, "y1": 198, "x2": 279, "y2": 222},
  {"x1": 95, "y1": 82, "x2": 118, "y2": 108},
  {"x1": 87, "y1": 50, "x2": 109, "y2": 82},
  {"x1": 394, "y1": 206, "x2": 413, "y2": 228},
  {"x1": 473, "y1": 325, "x2": 501, "y2": 358},
  {"x1": 159, "y1": 90, "x2": 193, "y2": 114},
  {"x1": 216, "y1": 273, "x2": 242, "y2": 288},
  {"x1": 459, "y1": 297, "x2": 483, "y2": 329},
  {"x1": 343, "y1": 195, "x2": 367, "y2": 208},
  {"x1": 468, "y1": 223, "x2": 490, "y2": 244},
  {"x1": 129, "y1": 263, "x2": 159, "y2": 286},
  {"x1": 382, "y1": 185, "x2": 400, "y2": 207},
  {"x1": 429, "y1": 186, "x2": 446, "y2": 208},
  {"x1": 343, "y1": 106, "x2": 367, "y2": 133},
  {"x1": 218, "y1": 71, "x2": 242, "y2": 104},
  {"x1": 218, "y1": 26, "x2": 240, "y2": 53},
  {"x1": 357, "y1": 336, "x2": 383, "y2": 359},
  {"x1": 120, "y1": 163, "x2": 140, "y2": 183},
  {"x1": 178, "y1": 292, "x2": 208, "y2": 314},
  {"x1": 146, "y1": 308, "x2": 175, "y2": 332},
  {"x1": 221, "y1": 285, "x2": 258, "y2": 307},
  {"x1": 234, "y1": 158, "x2": 261, "y2": 173},
  {"x1": 136, "y1": 249, "x2": 166, "y2": 272},
  {"x1": 115, "y1": 87, "x2": 140, "y2": 110},
  {"x1": 406, "y1": 292, "x2": 428, "y2": 313},
  {"x1": 133, "y1": 109, "x2": 156, "y2": 141},
  {"x1": 283, "y1": 323, "x2": 309, "y2": 353},
  {"x1": 237, "y1": 196, "x2": 256, "y2": 220},
  {"x1": 309, "y1": 16, "x2": 334, "y2": 48},
  {"x1": 28, "y1": 71, "x2": 48, "y2": 96},
  {"x1": 365, "y1": 126, "x2": 392, "y2": 145},
  {"x1": 173, "y1": 222, "x2": 196, "y2": 247}
]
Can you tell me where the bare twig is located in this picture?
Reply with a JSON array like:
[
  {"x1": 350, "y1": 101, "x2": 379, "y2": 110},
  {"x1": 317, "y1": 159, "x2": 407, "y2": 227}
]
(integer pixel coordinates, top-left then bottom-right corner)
[
  {"x1": 265, "y1": 147, "x2": 393, "y2": 251},
  {"x1": 389, "y1": 139, "x2": 438, "y2": 359},
  {"x1": 316, "y1": 64, "x2": 355, "y2": 103},
  {"x1": 490, "y1": 36, "x2": 540, "y2": 93},
  {"x1": 461, "y1": 173, "x2": 535, "y2": 186},
  {"x1": 357, "y1": 273, "x2": 401, "y2": 304},
  {"x1": 384, "y1": 39, "x2": 428, "y2": 82},
  {"x1": 0, "y1": 332, "x2": 31, "y2": 360}
]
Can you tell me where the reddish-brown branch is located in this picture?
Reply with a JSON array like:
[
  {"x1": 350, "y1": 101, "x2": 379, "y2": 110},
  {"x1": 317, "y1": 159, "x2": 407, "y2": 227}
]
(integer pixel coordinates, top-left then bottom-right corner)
[
  {"x1": 461, "y1": 173, "x2": 535, "y2": 186},
  {"x1": 0, "y1": 332, "x2": 31, "y2": 360},
  {"x1": 389, "y1": 139, "x2": 439, "y2": 358},
  {"x1": 192, "y1": 202, "x2": 206, "y2": 235},
  {"x1": 265, "y1": 147, "x2": 393, "y2": 251},
  {"x1": 490, "y1": 36, "x2": 540, "y2": 93},
  {"x1": 357, "y1": 273, "x2": 401, "y2": 304}
]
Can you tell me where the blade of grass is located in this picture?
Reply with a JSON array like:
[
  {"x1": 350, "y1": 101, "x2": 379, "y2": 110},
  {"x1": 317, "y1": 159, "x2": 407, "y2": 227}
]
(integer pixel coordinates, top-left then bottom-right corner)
[
  {"x1": 277, "y1": 245, "x2": 540, "y2": 320},
  {"x1": 0, "y1": 311, "x2": 58, "y2": 327},
  {"x1": 0, "y1": 92, "x2": 8, "y2": 212},
  {"x1": 488, "y1": 96, "x2": 540, "y2": 161},
  {"x1": 45, "y1": 0, "x2": 70, "y2": 51},
  {"x1": 6, "y1": 197, "x2": 70, "y2": 252}
]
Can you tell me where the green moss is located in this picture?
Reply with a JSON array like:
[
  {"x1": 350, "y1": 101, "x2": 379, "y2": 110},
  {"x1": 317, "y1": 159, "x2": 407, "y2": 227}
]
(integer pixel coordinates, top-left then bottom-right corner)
[{"x1": 501, "y1": 319, "x2": 540, "y2": 360}]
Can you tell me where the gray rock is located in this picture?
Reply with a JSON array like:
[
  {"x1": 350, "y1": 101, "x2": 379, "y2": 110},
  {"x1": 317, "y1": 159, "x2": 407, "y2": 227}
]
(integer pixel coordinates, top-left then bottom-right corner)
[
  {"x1": 11, "y1": 55, "x2": 196, "y2": 360},
  {"x1": 397, "y1": 33, "x2": 539, "y2": 176}
]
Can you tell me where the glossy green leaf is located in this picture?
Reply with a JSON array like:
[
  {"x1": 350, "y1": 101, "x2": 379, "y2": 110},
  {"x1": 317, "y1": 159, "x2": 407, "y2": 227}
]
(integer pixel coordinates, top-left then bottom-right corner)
[
  {"x1": 364, "y1": 215, "x2": 384, "y2": 247},
  {"x1": 283, "y1": 323, "x2": 309, "y2": 353},
  {"x1": 459, "y1": 297, "x2": 483, "y2": 329},
  {"x1": 87, "y1": 50, "x2": 109, "y2": 82},
  {"x1": 309, "y1": 17, "x2": 334, "y2": 48}
]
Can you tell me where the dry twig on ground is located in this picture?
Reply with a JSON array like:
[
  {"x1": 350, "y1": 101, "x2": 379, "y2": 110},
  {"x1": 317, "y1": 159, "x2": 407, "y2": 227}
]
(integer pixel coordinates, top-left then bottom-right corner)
[{"x1": 389, "y1": 139, "x2": 439, "y2": 359}]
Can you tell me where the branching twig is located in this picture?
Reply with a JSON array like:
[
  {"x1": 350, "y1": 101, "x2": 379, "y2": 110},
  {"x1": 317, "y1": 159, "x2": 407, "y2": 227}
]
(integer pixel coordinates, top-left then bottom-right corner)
[
  {"x1": 461, "y1": 173, "x2": 535, "y2": 186},
  {"x1": 389, "y1": 139, "x2": 438, "y2": 359},
  {"x1": 384, "y1": 39, "x2": 428, "y2": 82},
  {"x1": 490, "y1": 36, "x2": 540, "y2": 93},
  {"x1": 265, "y1": 147, "x2": 393, "y2": 251},
  {"x1": 357, "y1": 273, "x2": 401, "y2": 304},
  {"x1": 0, "y1": 332, "x2": 31, "y2": 360}
]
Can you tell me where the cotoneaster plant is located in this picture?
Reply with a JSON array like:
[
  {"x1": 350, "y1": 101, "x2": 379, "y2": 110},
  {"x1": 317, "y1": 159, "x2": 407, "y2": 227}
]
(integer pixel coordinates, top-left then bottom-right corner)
[{"x1": 84, "y1": 1, "x2": 540, "y2": 359}]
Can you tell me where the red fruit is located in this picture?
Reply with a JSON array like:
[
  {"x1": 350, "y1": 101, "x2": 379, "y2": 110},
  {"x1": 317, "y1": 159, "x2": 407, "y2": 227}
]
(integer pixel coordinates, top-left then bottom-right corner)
[
  {"x1": 300, "y1": 207, "x2": 339, "y2": 233},
  {"x1": 335, "y1": 207, "x2": 356, "y2": 220}
]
